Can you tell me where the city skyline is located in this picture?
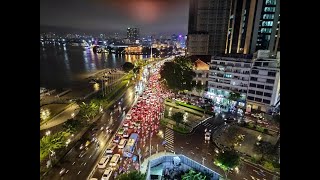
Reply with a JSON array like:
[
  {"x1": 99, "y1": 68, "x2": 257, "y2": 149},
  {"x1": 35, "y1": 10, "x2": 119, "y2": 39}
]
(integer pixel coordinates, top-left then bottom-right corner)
[{"x1": 40, "y1": 0, "x2": 189, "y2": 36}]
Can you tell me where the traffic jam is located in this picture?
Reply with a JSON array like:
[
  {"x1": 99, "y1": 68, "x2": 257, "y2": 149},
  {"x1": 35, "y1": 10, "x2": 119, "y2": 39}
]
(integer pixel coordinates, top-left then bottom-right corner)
[{"x1": 89, "y1": 61, "x2": 172, "y2": 180}]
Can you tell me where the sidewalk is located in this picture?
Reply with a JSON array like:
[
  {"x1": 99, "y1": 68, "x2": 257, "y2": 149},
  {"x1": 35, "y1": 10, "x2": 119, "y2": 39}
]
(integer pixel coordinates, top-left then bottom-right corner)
[{"x1": 40, "y1": 103, "x2": 79, "y2": 130}]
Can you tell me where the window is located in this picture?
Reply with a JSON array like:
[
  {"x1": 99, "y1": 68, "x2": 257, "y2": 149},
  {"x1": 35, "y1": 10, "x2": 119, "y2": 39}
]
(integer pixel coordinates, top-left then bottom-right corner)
[
  {"x1": 255, "y1": 98, "x2": 262, "y2": 102},
  {"x1": 268, "y1": 72, "x2": 276, "y2": 77},
  {"x1": 249, "y1": 90, "x2": 255, "y2": 94},
  {"x1": 263, "y1": 99, "x2": 271, "y2": 104},
  {"x1": 265, "y1": 0, "x2": 276, "y2": 5},
  {"x1": 265, "y1": 86, "x2": 273, "y2": 90},
  {"x1": 225, "y1": 74, "x2": 232, "y2": 78},
  {"x1": 267, "y1": 79, "x2": 275, "y2": 84},
  {"x1": 264, "y1": 7, "x2": 275, "y2": 12},
  {"x1": 261, "y1": 28, "x2": 272, "y2": 33},
  {"x1": 257, "y1": 84, "x2": 264, "y2": 89},
  {"x1": 250, "y1": 83, "x2": 256, "y2": 87},
  {"x1": 256, "y1": 91, "x2": 263, "y2": 95},
  {"x1": 263, "y1": 14, "x2": 274, "y2": 19},
  {"x1": 262, "y1": 21, "x2": 273, "y2": 26},
  {"x1": 247, "y1": 96, "x2": 254, "y2": 100},
  {"x1": 264, "y1": 92, "x2": 272, "y2": 97},
  {"x1": 250, "y1": 77, "x2": 258, "y2": 81},
  {"x1": 252, "y1": 70, "x2": 259, "y2": 74}
]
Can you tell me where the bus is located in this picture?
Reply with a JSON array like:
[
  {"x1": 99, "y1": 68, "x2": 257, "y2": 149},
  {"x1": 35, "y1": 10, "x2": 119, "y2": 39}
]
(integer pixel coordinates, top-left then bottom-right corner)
[{"x1": 123, "y1": 133, "x2": 138, "y2": 158}]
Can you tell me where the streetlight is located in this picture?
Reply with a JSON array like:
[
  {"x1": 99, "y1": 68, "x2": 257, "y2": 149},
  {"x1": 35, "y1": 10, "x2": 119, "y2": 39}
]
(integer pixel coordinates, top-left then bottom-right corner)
[{"x1": 45, "y1": 130, "x2": 51, "y2": 136}]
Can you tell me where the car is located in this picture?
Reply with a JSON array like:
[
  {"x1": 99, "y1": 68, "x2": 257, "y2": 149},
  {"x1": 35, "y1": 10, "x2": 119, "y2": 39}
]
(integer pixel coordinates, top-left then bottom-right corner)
[
  {"x1": 117, "y1": 128, "x2": 124, "y2": 135},
  {"x1": 129, "y1": 123, "x2": 134, "y2": 129},
  {"x1": 101, "y1": 167, "x2": 113, "y2": 180},
  {"x1": 97, "y1": 156, "x2": 111, "y2": 169},
  {"x1": 79, "y1": 150, "x2": 87, "y2": 158},
  {"x1": 109, "y1": 154, "x2": 121, "y2": 167},
  {"x1": 113, "y1": 135, "x2": 121, "y2": 143},
  {"x1": 85, "y1": 140, "x2": 91, "y2": 147},
  {"x1": 79, "y1": 143, "x2": 85, "y2": 150},
  {"x1": 123, "y1": 121, "x2": 129, "y2": 127},
  {"x1": 205, "y1": 132, "x2": 211, "y2": 141},
  {"x1": 123, "y1": 131, "x2": 129, "y2": 138},
  {"x1": 59, "y1": 168, "x2": 66, "y2": 176},
  {"x1": 118, "y1": 139, "x2": 127, "y2": 149},
  {"x1": 106, "y1": 143, "x2": 117, "y2": 154}
]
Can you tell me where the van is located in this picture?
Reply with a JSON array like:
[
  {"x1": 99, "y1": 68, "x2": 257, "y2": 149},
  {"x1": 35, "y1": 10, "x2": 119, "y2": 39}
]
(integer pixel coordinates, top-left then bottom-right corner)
[
  {"x1": 109, "y1": 154, "x2": 120, "y2": 167},
  {"x1": 97, "y1": 156, "x2": 110, "y2": 169},
  {"x1": 106, "y1": 144, "x2": 117, "y2": 154}
]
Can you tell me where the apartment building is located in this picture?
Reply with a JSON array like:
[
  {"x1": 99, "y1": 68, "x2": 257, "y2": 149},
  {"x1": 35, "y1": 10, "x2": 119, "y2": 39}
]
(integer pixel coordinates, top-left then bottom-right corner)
[
  {"x1": 246, "y1": 50, "x2": 280, "y2": 112},
  {"x1": 206, "y1": 54, "x2": 253, "y2": 108}
]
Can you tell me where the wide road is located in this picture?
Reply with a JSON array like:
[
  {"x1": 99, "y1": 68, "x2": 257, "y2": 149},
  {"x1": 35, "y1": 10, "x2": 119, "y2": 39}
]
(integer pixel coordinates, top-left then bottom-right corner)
[{"x1": 42, "y1": 85, "x2": 137, "y2": 180}]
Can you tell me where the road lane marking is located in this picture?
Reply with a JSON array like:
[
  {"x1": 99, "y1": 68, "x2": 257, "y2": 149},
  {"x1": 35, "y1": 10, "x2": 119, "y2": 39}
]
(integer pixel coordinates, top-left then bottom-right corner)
[
  {"x1": 72, "y1": 162, "x2": 75, "y2": 165},
  {"x1": 77, "y1": 171, "x2": 81, "y2": 175}
]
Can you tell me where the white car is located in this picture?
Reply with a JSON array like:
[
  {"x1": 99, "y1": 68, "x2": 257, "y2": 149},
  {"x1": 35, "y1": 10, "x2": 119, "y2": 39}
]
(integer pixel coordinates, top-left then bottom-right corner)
[
  {"x1": 97, "y1": 156, "x2": 111, "y2": 169},
  {"x1": 123, "y1": 131, "x2": 129, "y2": 138},
  {"x1": 101, "y1": 167, "x2": 113, "y2": 180},
  {"x1": 109, "y1": 154, "x2": 121, "y2": 167},
  {"x1": 205, "y1": 132, "x2": 211, "y2": 141},
  {"x1": 118, "y1": 139, "x2": 127, "y2": 149},
  {"x1": 123, "y1": 121, "x2": 129, "y2": 127},
  {"x1": 106, "y1": 144, "x2": 117, "y2": 154}
]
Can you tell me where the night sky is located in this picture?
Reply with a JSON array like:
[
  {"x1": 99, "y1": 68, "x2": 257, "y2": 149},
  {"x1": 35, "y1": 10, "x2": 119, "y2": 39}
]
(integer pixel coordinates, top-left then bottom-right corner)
[{"x1": 40, "y1": 0, "x2": 189, "y2": 35}]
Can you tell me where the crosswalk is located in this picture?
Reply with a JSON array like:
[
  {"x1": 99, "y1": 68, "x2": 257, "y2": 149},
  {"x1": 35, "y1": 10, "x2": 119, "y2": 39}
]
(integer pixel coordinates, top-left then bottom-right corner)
[
  {"x1": 202, "y1": 121, "x2": 215, "y2": 130},
  {"x1": 164, "y1": 128, "x2": 175, "y2": 152}
]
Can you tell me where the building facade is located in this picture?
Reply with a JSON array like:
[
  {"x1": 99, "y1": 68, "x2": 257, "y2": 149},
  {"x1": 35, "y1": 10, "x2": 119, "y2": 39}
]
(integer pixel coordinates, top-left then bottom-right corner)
[
  {"x1": 225, "y1": 0, "x2": 280, "y2": 55},
  {"x1": 246, "y1": 50, "x2": 280, "y2": 112},
  {"x1": 187, "y1": 33, "x2": 210, "y2": 56},
  {"x1": 187, "y1": 0, "x2": 232, "y2": 56},
  {"x1": 206, "y1": 54, "x2": 253, "y2": 110},
  {"x1": 127, "y1": 27, "x2": 140, "y2": 43}
]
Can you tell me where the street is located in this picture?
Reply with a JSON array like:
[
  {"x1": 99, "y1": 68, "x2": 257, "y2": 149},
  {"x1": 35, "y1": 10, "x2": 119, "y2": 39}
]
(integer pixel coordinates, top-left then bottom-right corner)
[{"x1": 42, "y1": 85, "x2": 136, "y2": 180}]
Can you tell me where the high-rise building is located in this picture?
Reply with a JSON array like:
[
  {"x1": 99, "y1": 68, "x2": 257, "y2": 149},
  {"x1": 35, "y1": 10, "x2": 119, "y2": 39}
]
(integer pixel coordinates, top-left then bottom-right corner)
[
  {"x1": 187, "y1": 0, "x2": 232, "y2": 56},
  {"x1": 127, "y1": 27, "x2": 139, "y2": 42},
  {"x1": 246, "y1": 50, "x2": 280, "y2": 112},
  {"x1": 225, "y1": 0, "x2": 280, "y2": 55}
]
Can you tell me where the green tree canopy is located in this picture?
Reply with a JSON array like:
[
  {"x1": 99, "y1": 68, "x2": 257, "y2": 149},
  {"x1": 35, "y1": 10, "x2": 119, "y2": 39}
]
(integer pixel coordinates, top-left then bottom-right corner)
[
  {"x1": 195, "y1": 83, "x2": 205, "y2": 97},
  {"x1": 116, "y1": 171, "x2": 146, "y2": 180},
  {"x1": 215, "y1": 150, "x2": 240, "y2": 171},
  {"x1": 79, "y1": 101, "x2": 99, "y2": 120},
  {"x1": 122, "y1": 62, "x2": 135, "y2": 72},
  {"x1": 171, "y1": 112, "x2": 184, "y2": 126},
  {"x1": 228, "y1": 91, "x2": 241, "y2": 102},
  {"x1": 40, "y1": 131, "x2": 69, "y2": 161},
  {"x1": 160, "y1": 56, "x2": 196, "y2": 92},
  {"x1": 182, "y1": 169, "x2": 207, "y2": 180},
  {"x1": 253, "y1": 141, "x2": 275, "y2": 159},
  {"x1": 63, "y1": 119, "x2": 83, "y2": 133}
]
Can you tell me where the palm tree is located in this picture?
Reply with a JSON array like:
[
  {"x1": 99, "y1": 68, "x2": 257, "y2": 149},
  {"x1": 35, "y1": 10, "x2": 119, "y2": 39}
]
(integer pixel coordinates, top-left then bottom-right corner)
[{"x1": 116, "y1": 171, "x2": 146, "y2": 180}]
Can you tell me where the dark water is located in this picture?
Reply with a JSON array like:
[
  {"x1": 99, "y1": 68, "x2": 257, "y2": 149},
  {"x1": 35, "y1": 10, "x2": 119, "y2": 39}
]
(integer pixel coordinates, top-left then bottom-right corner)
[{"x1": 40, "y1": 43, "x2": 149, "y2": 89}]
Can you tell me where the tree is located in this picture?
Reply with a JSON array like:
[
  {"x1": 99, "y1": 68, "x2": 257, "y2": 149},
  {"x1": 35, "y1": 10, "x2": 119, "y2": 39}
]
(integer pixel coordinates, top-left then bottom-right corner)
[
  {"x1": 215, "y1": 150, "x2": 240, "y2": 179},
  {"x1": 63, "y1": 119, "x2": 83, "y2": 133},
  {"x1": 195, "y1": 83, "x2": 205, "y2": 97},
  {"x1": 122, "y1": 62, "x2": 134, "y2": 73},
  {"x1": 78, "y1": 101, "x2": 99, "y2": 121},
  {"x1": 273, "y1": 114, "x2": 280, "y2": 124},
  {"x1": 228, "y1": 91, "x2": 242, "y2": 111},
  {"x1": 171, "y1": 112, "x2": 184, "y2": 126},
  {"x1": 160, "y1": 56, "x2": 196, "y2": 93},
  {"x1": 116, "y1": 171, "x2": 146, "y2": 180},
  {"x1": 182, "y1": 169, "x2": 207, "y2": 180},
  {"x1": 253, "y1": 141, "x2": 275, "y2": 160},
  {"x1": 40, "y1": 131, "x2": 69, "y2": 161}
]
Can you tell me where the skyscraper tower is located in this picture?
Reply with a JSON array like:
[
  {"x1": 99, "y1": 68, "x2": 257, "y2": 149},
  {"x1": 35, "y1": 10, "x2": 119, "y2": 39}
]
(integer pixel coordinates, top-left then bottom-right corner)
[
  {"x1": 225, "y1": 0, "x2": 280, "y2": 55},
  {"x1": 187, "y1": 0, "x2": 232, "y2": 56}
]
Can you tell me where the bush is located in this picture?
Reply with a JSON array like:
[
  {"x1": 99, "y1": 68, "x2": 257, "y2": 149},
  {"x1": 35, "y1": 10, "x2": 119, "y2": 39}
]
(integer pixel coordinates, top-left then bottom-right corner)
[
  {"x1": 256, "y1": 126, "x2": 265, "y2": 132},
  {"x1": 263, "y1": 161, "x2": 275, "y2": 171},
  {"x1": 263, "y1": 128, "x2": 269, "y2": 134},
  {"x1": 248, "y1": 123, "x2": 255, "y2": 129}
]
